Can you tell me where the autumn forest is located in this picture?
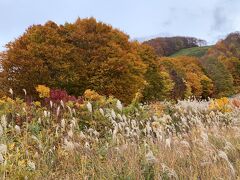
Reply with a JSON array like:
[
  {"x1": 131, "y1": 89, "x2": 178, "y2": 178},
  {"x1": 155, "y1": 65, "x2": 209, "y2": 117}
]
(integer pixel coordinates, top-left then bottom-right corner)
[{"x1": 0, "y1": 18, "x2": 240, "y2": 103}]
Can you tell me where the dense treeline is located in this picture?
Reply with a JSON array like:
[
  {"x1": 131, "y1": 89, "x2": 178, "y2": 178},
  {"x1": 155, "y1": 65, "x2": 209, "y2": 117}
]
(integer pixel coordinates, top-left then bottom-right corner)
[
  {"x1": 0, "y1": 18, "x2": 240, "y2": 103},
  {"x1": 144, "y1": 32, "x2": 240, "y2": 98},
  {"x1": 159, "y1": 56, "x2": 213, "y2": 99}
]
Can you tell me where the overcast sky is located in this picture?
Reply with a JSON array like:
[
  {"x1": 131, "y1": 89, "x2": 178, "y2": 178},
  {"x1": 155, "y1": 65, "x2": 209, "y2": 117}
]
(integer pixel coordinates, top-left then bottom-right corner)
[{"x1": 1, "y1": 0, "x2": 240, "y2": 51}]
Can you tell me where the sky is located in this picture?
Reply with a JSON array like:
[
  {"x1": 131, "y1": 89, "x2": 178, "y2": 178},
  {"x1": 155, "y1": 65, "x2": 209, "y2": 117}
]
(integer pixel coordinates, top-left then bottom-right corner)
[{"x1": 1, "y1": 0, "x2": 240, "y2": 51}]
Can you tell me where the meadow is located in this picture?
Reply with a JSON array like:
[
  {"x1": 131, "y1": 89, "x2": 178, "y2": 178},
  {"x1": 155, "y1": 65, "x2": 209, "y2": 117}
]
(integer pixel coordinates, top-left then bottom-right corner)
[
  {"x1": 170, "y1": 46, "x2": 211, "y2": 58},
  {"x1": 0, "y1": 87, "x2": 239, "y2": 179}
]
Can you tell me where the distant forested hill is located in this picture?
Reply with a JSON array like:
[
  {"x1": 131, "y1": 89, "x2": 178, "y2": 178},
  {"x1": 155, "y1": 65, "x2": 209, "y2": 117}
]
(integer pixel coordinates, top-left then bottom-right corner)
[{"x1": 143, "y1": 36, "x2": 207, "y2": 57}]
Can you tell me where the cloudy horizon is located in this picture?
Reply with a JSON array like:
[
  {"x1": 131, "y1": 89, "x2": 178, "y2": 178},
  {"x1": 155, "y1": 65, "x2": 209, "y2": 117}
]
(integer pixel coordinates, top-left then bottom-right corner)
[{"x1": 1, "y1": 0, "x2": 240, "y2": 50}]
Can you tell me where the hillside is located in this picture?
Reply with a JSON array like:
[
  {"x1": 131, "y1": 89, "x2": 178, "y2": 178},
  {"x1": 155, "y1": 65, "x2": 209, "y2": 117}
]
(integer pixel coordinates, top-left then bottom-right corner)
[{"x1": 170, "y1": 46, "x2": 212, "y2": 57}]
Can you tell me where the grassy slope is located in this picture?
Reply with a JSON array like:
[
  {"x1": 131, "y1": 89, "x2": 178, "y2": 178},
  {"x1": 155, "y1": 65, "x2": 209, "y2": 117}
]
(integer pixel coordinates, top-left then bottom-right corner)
[{"x1": 170, "y1": 46, "x2": 212, "y2": 58}]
